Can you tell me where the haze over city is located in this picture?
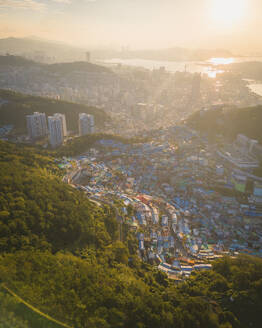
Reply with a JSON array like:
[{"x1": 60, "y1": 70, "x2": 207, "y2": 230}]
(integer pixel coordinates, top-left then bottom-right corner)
[{"x1": 1, "y1": 0, "x2": 262, "y2": 52}]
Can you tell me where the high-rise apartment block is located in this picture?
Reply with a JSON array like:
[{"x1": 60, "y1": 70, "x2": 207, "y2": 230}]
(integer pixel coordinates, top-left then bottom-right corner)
[
  {"x1": 191, "y1": 73, "x2": 201, "y2": 103},
  {"x1": 79, "y1": 113, "x2": 95, "y2": 136},
  {"x1": 26, "y1": 112, "x2": 48, "y2": 139},
  {"x1": 53, "y1": 113, "x2": 67, "y2": 137},
  {"x1": 48, "y1": 115, "x2": 64, "y2": 148},
  {"x1": 86, "y1": 52, "x2": 91, "y2": 62}
]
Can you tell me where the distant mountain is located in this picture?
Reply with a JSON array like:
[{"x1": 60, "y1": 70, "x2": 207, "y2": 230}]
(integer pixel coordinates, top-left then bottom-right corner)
[
  {"x1": 186, "y1": 105, "x2": 262, "y2": 143},
  {"x1": 0, "y1": 55, "x2": 114, "y2": 114},
  {"x1": 0, "y1": 54, "x2": 39, "y2": 67},
  {"x1": 0, "y1": 54, "x2": 111, "y2": 73},
  {"x1": 47, "y1": 61, "x2": 111, "y2": 74},
  {"x1": 0, "y1": 37, "x2": 233, "y2": 62},
  {"x1": 0, "y1": 89, "x2": 109, "y2": 133},
  {"x1": 0, "y1": 37, "x2": 87, "y2": 63}
]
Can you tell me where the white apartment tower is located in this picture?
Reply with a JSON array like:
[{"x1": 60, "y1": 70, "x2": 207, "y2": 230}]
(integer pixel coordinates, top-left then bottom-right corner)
[
  {"x1": 53, "y1": 113, "x2": 67, "y2": 137},
  {"x1": 48, "y1": 116, "x2": 64, "y2": 148},
  {"x1": 79, "y1": 113, "x2": 95, "y2": 136},
  {"x1": 26, "y1": 112, "x2": 48, "y2": 139}
]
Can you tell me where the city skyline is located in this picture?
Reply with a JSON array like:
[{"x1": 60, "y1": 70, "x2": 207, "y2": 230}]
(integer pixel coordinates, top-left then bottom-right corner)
[{"x1": 1, "y1": 0, "x2": 262, "y2": 52}]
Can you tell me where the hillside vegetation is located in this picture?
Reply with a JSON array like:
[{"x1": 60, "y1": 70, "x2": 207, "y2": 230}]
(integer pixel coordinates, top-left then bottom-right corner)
[
  {"x1": 0, "y1": 89, "x2": 109, "y2": 133},
  {"x1": 47, "y1": 61, "x2": 110, "y2": 74},
  {"x1": 0, "y1": 55, "x2": 38, "y2": 67},
  {"x1": 0, "y1": 38, "x2": 87, "y2": 63},
  {"x1": 187, "y1": 105, "x2": 262, "y2": 143},
  {"x1": 0, "y1": 140, "x2": 113, "y2": 253},
  {"x1": 0, "y1": 140, "x2": 262, "y2": 328}
]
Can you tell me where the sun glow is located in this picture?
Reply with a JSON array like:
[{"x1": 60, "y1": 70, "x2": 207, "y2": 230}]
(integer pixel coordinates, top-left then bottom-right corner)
[
  {"x1": 211, "y1": 0, "x2": 247, "y2": 27},
  {"x1": 209, "y1": 57, "x2": 235, "y2": 65}
]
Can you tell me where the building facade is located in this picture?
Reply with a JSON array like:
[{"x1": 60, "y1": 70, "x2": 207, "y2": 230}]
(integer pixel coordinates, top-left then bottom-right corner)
[
  {"x1": 191, "y1": 73, "x2": 201, "y2": 103},
  {"x1": 54, "y1": 113, "x2": 67, "y2": 137},
  {"x1": 26, "y1": 112, "x2": 48, "y2": 139},
  {"x1": 48, "y1": 115, "x2": 64, "y2": 148},
  {"x1": 79, "y1": 113, "x2": 95, "y2": 136}
]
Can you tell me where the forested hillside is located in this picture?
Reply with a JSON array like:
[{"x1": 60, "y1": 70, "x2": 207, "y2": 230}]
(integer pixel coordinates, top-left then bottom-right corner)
[
  {"x1": 0, "y1": 89, "x2": 108, "y2": 133},
  {"x1": 186, "y1": 105, "x2": 262, "y2": 143},
  {"x1": 0, "y1": 140, "x2": 262, "y2": 328},
  {"x1": 0, "y1": 141, "x2": 113, "y2": 253},
  {"x1": 0, "y1": 55, "x2": 38, "y2": 67},
  {"x1": 47, "y1": 61, "x2": 110, "y2": 74},
  {"x1": 0, "y1": 39, "x2": 84, "y2": 63}
]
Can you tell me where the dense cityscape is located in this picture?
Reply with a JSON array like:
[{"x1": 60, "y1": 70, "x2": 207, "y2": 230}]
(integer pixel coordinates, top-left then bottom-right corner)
[
  {"x1": 1, "y1": 52, "x2": 262, "y2": 137},
  {"x1": 1, "y1": 0, "x2": 262, "y2": 327}
]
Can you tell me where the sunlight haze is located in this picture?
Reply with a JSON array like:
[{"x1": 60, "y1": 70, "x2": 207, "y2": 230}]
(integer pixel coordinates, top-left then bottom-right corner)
[{"x1": 0, "y1": 0, "x2": 261, "y2": 52}]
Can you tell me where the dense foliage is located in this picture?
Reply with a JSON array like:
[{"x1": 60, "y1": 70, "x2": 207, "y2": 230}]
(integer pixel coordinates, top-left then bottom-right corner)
[
  {"x1": 0, "y1": 89, "x2": 108, "y2": 133},
  {"x1": 0, "y1": 141, "x2": 112, "y2": 253},
  {"x1": 0, "y1": 289, "x2": 60, "y2": 328},
  {"x1": 0, "y1": 140, "x2": 262, "y2": 328},
  {"x1": 187, "y1": 105, "x2": 262, "y2": 143},
  {"x1": 46, "y1": 61, "x2": 111, "y2": 74},
  {"x1": 1, "y1": 251, "x2": 262, "y2": 328},
  {"x1": 0, "y1": 55, "x2": 38, "y2": 67}
]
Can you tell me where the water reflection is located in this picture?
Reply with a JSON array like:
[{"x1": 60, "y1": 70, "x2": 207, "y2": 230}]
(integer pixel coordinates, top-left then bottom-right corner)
[
  {"x1": 102, "y1": 57, "x2": 260, "y2": 79},
  {"x1": 248, "y1": 84, "x2": 262, "y2": 97},
  {"x1": 209, "y1": 57, "x2": 235, "y2": 65},
  {"x1": 205, "y1": 68, "x2": 224, "y2": 78}
]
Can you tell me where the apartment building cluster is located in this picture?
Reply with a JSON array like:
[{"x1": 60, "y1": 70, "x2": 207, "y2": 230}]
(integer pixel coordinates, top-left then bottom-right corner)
[{"x1": 26, "y1": 112, "x2": 95, "y2": 147}]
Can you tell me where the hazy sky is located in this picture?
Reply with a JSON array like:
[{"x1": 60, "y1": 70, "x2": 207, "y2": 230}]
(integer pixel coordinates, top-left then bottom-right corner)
[{"x1": 0, "y1": 0, "x2": 262, "y2": 51}]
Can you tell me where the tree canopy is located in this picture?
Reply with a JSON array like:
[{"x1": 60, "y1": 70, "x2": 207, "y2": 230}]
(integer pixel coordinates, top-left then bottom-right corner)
[{"x1": 187, "y1": 105, "x2": 262, "y2": 143}]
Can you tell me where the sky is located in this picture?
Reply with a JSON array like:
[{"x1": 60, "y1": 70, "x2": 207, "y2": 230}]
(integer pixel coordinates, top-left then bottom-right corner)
[{"x1": 0, "y1": 0, "x2": 262, "y2": 52}]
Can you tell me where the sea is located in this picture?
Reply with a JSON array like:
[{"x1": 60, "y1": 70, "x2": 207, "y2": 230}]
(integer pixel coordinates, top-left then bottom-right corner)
[{"x1": 247, "y1": 83, "x2": 262, "y2": 97}]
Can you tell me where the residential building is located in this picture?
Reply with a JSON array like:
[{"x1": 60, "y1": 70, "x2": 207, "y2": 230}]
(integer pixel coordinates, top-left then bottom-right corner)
[
  {"x1": 79, "y1": 113, "x2": 95, "y2": 136},
  {"x1": 251, "y1": 143, "x2": 262, "y2": 161},
  {"x1": 191, "y1": 73, "x2": 201, "y2": 103},
  {"x1": 26, "y1": 112, "x2": 48, "y2": 139},
  {"x1": 48, "y1": 115, "x2": 63, "y2": 148},
  {"x1": 254, "y1": 181, "x2": 262, "y2": 197},
  {"x1": 86, "y1": 52, "x2": 91, "y2": 62},
  {"x1": 54, "y1": 113, "x2": 67, "y2": 137},
  {"x1": 236, "y1": 134, "x2": 259, "y2": 155}
]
